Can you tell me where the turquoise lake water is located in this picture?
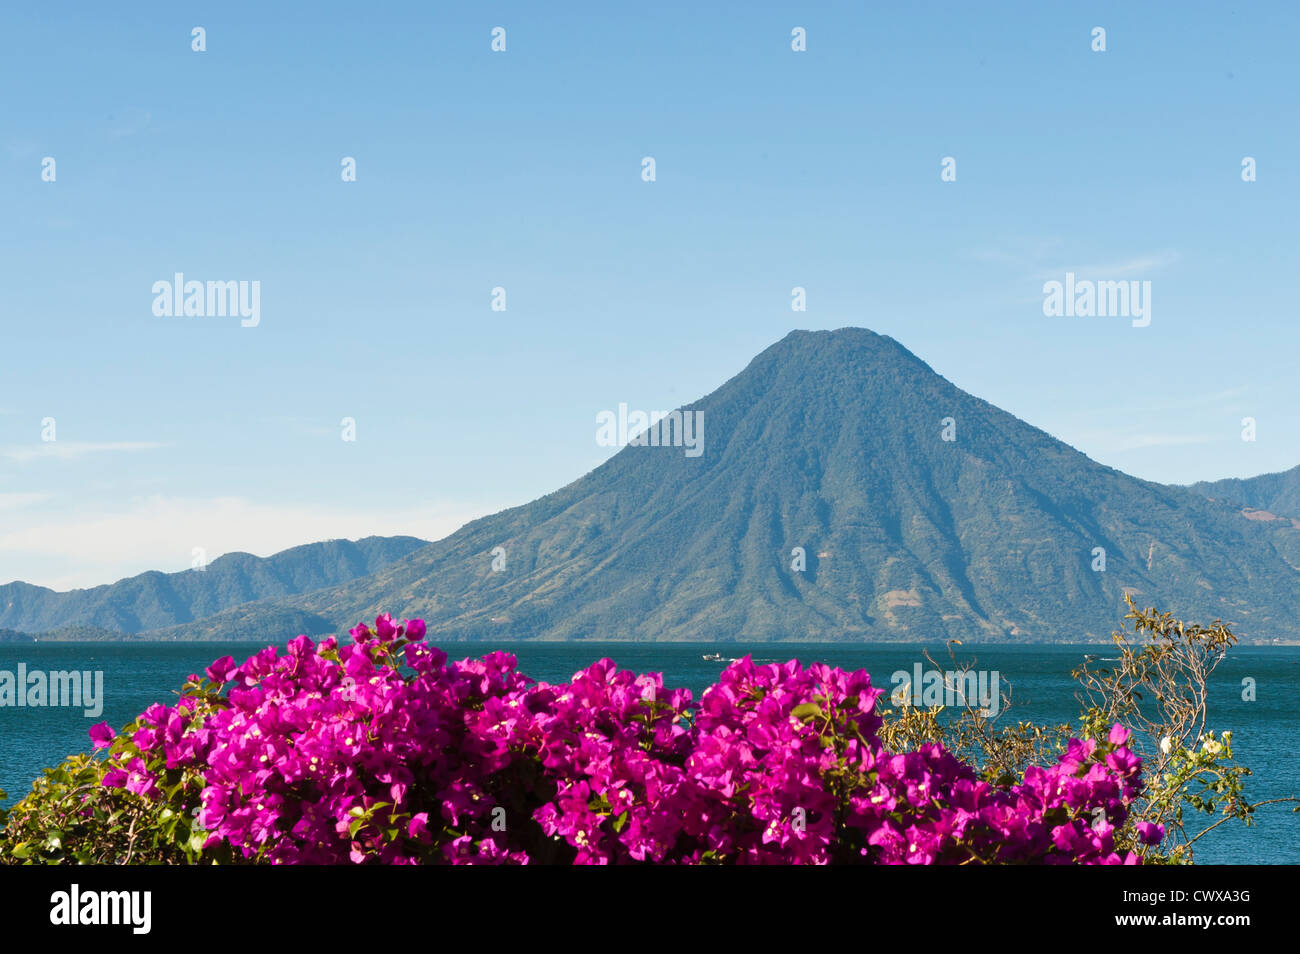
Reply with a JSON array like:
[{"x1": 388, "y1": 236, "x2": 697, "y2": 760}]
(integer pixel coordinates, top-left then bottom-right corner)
[{"x1": 2, "y1": 641, "x2": 1296, "y2": 864}]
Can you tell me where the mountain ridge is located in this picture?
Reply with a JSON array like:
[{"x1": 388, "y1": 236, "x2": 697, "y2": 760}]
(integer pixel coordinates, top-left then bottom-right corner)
[
  {"x1": 0, "y1": 536, "x2": 429, "y2": 635},
  {"x1": 1187, "y1": 465, "x2": 1300, "y2": 524},
  {"x1": 128, "y1": 328, "x2": 1300, "y2": 644}
]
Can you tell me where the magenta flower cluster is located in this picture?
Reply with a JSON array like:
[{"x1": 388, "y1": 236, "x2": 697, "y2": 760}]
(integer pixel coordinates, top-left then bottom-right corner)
[{"x1": 89, "y1": 615, "x2": 1162, "y2": 864}]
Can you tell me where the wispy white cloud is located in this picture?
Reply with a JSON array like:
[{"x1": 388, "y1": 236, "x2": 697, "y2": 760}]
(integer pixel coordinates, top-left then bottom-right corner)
[
  {"x1": 1033, "y1": 250, "x2": 1180, "y2": 282},
  {"x1": 968, "y1": 237, "x2": 1179, "y2": 281},
  {"x1": 0, "y1": 495, "x2": 490, "y2": 590},
  {"x1": 964, "y1": 237, "x2": 1066, "y2": 267},
  {"x1": 1071, "y1": 251, "x2": 1180, "y2": 274},
  {"x1": 0, "y1": 492, "x2": 53, "y2": 511},
  {"x1": 1062, "y1": 428, "x2": 1217, "y2": 455},
  {"x1": 1061, "y1": 386, "x2": 1251, "y2": 421},
  {"x1": 1107, "y1": 433, "x2": 1215, "y2": 452},
  {"x1": 1, "y1": 441, "x2": 165, "y2": 463},
  {"x1": 106, "y1": 107, "x2": 151, "y2": 139}
]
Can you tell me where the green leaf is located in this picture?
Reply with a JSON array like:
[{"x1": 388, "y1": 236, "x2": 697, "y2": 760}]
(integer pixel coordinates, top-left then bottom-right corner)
[{"x1": 791, "y1": 702, "x2": 823, "y2": 722}]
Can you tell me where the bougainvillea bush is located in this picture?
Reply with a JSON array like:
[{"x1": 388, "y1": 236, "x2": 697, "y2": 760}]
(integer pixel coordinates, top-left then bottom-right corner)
[{"x1": 0, "y1": 615, "x2": 1162, "y2": 865}]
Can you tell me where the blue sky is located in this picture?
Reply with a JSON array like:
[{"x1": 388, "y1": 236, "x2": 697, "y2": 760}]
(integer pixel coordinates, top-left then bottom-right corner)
[{"x1": 2, "y1": 1, "x2": 1298, "y2": 589}]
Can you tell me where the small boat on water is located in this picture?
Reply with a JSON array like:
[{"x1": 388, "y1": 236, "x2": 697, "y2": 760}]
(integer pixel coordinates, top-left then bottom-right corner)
[{"x1": 702, "y1": 653, "x2": 724, "y2": 661}]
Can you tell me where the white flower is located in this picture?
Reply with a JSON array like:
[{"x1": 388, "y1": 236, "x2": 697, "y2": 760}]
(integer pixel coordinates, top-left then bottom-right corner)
[{"x1": 1160, "y1": 736, "x2": 1173, "y2": 754}]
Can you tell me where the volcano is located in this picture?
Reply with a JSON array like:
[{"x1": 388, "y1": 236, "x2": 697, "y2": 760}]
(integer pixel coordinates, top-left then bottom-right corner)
[{"x1": 150, "y1": 328, "x2": 1300, "y2": 642}]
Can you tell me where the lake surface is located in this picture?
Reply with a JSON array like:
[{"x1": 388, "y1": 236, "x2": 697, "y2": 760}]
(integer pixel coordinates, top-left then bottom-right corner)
[{"x1": 2, "y1": 641, "x2": 1296, "y2": 864}]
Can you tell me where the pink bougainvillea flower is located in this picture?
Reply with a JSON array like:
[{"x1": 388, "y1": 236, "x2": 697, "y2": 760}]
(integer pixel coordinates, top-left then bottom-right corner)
[
  {"x1": 88, "y1": 722, "x2": 115, "y2": 750},
  {"x1": 91, "y1": 617, "x2": 1155, "y2": 866},
  {"x1": 205, "y1": 655, "x2": 238, "y2": 684},
  {"x1": 1135, "y1": 821, "x2": 1164, "y2": 846}
]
